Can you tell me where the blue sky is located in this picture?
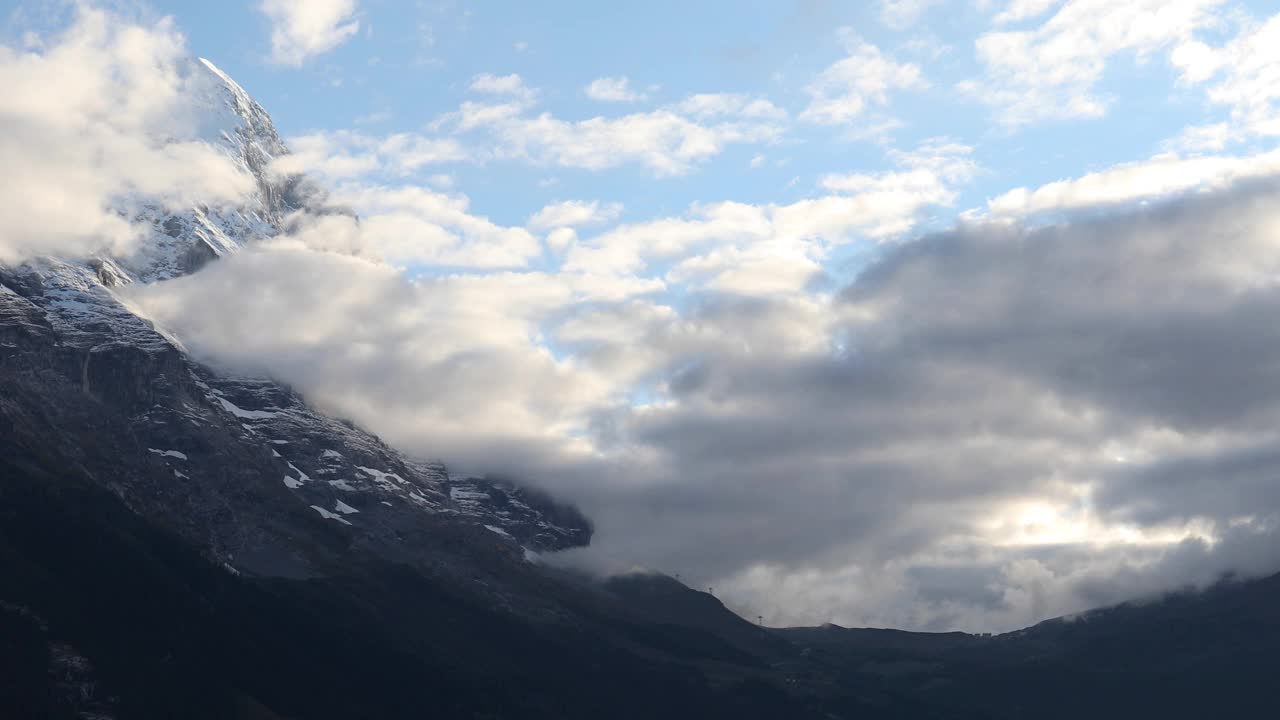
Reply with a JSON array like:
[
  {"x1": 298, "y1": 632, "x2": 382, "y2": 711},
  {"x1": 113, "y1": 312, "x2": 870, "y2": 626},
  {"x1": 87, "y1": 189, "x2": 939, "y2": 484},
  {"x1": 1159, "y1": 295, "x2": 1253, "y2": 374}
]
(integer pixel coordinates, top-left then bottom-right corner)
[
  {"x1": 9, "y1": 0, "x2": 1280, "y2": 631},
  {"x1": 9, "y1": 0, "x2": 1269, "y2": 244}
]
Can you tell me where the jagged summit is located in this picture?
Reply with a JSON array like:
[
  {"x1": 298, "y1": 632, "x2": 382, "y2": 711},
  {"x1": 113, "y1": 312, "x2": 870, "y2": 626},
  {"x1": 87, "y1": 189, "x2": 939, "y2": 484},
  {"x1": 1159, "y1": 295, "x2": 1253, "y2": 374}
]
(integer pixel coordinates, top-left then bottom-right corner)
[
  {"x1": 194, "y1": 57, "x2": 266, "y2": 125},
  {"x1": 103, "y1": 57, "x2": 294, "y2": 284}
]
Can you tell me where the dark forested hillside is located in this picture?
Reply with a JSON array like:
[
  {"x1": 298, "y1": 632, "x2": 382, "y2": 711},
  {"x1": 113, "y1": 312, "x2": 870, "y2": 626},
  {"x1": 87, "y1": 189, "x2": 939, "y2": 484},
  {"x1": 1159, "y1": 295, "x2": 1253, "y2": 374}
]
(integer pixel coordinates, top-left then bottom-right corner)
[
  {"x1": 5, "y1": 437, "x2": 1280, "y2": 719},
  {"x1": 0, "y1": 449, "x2": 824, "y2": 719}
]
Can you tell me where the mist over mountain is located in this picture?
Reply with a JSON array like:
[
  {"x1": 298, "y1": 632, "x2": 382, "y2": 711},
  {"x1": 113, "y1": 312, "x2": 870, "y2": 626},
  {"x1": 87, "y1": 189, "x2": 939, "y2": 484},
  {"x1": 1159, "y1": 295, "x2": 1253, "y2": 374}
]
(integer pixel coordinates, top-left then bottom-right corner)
[{"x1": 6, "y1": 2, "x2": 1280, "y2": 717}]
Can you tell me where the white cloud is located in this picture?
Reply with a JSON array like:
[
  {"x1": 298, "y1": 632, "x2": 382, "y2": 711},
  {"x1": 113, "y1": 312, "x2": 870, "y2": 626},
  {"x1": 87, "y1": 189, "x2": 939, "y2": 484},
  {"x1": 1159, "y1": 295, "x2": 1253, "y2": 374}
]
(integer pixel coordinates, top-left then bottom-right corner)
[
  {"x1": 821, "y1": 140, "x2": 975, "y2": 196},
  {"x1": 965, "y1": 0, "x2": 1225, "y2": 126},
  {"x1": 130, "y1": 246, "x2": 620, "y2": 460},
  {"x1": 528, "y1": 200, "x2": 623, "y2": 231},
  {"x1": 665, "y1": 241, "x2": 825, "y2": 296},
  {"x1": 674, "y1": 93, "x2": 787, "y2": 121},
  {"x1": 1169, "y1": 14, "x2": 1280, "y2": 146},
  {"x1": 435, "y1": 79, "x2": 786, "y2": 176},
  {"x1": 800, "y1": 32, "x2": 927, "y2": 125},
  {"x1": 585, "y1": 76, "x2": 645, "y2": 103},
  {"x1": 271, "y1": 130, "x2": 468, "y2": 179},
  {"x1": 446, "y1": 97, "x2": 785, "y2": 177},
  {"x1": 319, "y1": 185, "x2": 543, "y2": 268},
  {"x1": 879, "y1": 0, "x2": 945, "y2": 29},
  {"x1": 564, "y1": 141, "x2": 975, "y2": 283},
  {"x1": 0, "y1": 8, "x2": 253, "y2": 264},
  {"x1": 990, "y1": 0, "x2": 1063, "y2": 25},
  {"x1": 259, "y1": 0, "x2": 360, "y2": 67},
  {"x1": 469, "y1": 72, "x2": 534, "y2": 99},
  {"x1": 546, "y1": 227, "x2": 577, "y2": 252},
  {"x1": 986, "y1": 148, "x2": 1280, "y2": 217},
  {"x1": 451, "y1": 100, "x2": 532, "y2": 131},
  {"x1": 1170, "y1": 121, "x2": 1234, "y2": 152}
]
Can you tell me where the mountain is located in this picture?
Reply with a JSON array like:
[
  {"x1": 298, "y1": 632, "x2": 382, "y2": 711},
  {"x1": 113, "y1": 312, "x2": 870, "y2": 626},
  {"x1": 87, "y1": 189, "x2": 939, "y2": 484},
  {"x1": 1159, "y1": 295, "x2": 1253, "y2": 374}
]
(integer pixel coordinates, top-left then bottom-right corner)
[
  {"x1": 773, "y1": 572, "x2": 1280, "y2": 719},
  {"x1": 0, "y1": 57, "x2": 590, "y2": 582},
  {"x1": 3, "y1": 57, "x2": 1279, "y2": 720}
]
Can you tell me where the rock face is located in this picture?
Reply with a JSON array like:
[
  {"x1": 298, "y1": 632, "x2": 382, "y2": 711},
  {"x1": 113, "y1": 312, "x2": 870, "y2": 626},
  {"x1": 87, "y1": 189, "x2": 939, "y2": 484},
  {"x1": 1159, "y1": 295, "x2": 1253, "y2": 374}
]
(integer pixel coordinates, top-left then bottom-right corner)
[{"x1": 0, "y1": 58, "x2": 591, "y2": 584}]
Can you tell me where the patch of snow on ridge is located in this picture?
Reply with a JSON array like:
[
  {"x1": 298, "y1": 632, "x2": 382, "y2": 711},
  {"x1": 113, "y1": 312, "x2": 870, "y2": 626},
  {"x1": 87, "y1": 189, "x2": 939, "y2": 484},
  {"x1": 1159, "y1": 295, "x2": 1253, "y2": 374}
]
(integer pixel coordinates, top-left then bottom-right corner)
[
  {"x1": 218, "y1": 396, "x2": 279, "y2": 419},
  {"x1": 357, "y1": 466, "x2": 405, "y2": 489},
  {"x1": 148, "y1": 448, "x2": 188, "y2": 460},
  {"x1": 283, "y1": 461, "x2": 310, "y2": 489},
  {"x1": 310, "y1": 505, "x2": 353, "y2": 526},
  {"x1": 334, "y1": 500, "x2": 359, "y2": 514}
]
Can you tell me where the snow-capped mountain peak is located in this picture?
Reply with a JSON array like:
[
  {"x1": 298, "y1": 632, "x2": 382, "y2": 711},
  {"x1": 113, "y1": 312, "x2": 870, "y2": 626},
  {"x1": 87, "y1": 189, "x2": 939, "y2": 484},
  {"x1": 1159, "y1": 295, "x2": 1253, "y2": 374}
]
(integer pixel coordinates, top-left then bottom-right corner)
[{"x1": 0, "y1": 57, "x2": 591, "y2": 585}]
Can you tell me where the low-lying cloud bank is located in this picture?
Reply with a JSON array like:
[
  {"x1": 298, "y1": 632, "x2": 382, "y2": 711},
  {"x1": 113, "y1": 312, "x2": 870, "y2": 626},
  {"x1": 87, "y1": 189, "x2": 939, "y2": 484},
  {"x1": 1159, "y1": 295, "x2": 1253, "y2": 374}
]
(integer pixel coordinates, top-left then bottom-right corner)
[{"x1": 129, "y1": 178, "x2": 1280, "y2": 632}]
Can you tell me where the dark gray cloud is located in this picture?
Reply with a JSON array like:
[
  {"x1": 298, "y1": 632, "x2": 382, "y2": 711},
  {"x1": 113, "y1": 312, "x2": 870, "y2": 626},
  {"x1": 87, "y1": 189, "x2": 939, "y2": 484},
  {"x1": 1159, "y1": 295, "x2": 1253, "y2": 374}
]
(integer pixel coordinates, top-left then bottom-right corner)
[
  {"x1": 1101, "y1": 443, "x2": 1280, "y2": 526},
  {"x1": 131, "y1": 180, "x2": 1280, "y2": 632},
  {"x1": 844, "y1": 185, "x2": 1280, "y2": 431},
  {"x1": 561, "y1": 182, "x2": 1280, "y2": 629}
]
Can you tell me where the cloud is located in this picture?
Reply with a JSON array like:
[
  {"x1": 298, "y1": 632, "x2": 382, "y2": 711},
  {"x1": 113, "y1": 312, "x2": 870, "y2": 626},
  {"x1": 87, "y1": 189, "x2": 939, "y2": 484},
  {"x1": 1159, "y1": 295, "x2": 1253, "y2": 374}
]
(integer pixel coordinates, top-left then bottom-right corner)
[
  {"x1": 271, "y1": 130, "x2": 469, "y2": 179},
  {"x1": 568, "y1": 178, "x2": 1280, "y2": 632},
  {"x1": 130, "y1": 245, "x2": 613, "y2": 461},
  {"x1": 259, "y1": 0, "x2": 360, "y2": 67},
  {"x1": 879, "y1": 0, "x2": 945, "y2": 29},
  {"x1": 0, "y1": 7, "x2": 254, "y2": 264},
  {"x1": 820, "y1": 140, "x2": 976, "y2": 217},
  {"x1": 674, "y1": 93, "x2": 788, "y2": 121},
  {"x1": 1170, "y1": 122, "x2": 1234, "y2": 152},
  {"x1": 304, "y1": 185, "x2": 542, "y2": 268},
  {"x1": 1169, "y1": 13, "x2": 1280, "y2": 146},
  {"x1": 528, "y1": 200, "x2": 624, "y2": 231},
  {"x1": 800, "y1": 32, "x2": 927, "y2": 125},
  {"x1": 986, "y1": 148, "x2": 1280, "y2": 217},
  {"x1": 441, "y1": 93, "x2": 786, "y2": 176},
  {"x1": 127, "y1": 234, "x2": 669, "y2": 475},
  {"x1": 562, "y1": 140, "x2": 975, "y2": 281},
  {"x1": 964, "y1": 0, "x2": 1225, "y2": 126},
  {"x1": 585, "y1": 76, "x2": 645, "y2": 103},
  {"x1": 990, "y1": 0, "x2": 1063, "y2": 25},
  {"x1": 469, "y1": 72, "x2": 536, "y2": 101}
]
